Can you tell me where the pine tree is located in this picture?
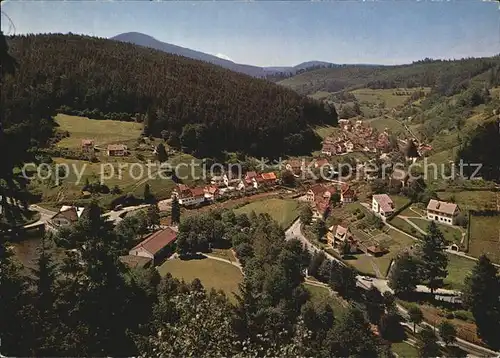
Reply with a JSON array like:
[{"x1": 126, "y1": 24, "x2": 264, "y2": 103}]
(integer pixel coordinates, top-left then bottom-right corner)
[
  {"x1": 389, "y1": 252, "x2": 420, "y2": 295},
  {"x1": 417, "y1": 221, "x2": 448, "y2": 294},
  {"x1": 462, "y1": 255, "x2": 500, "y2": 347},
  {"x1": 147, "y1": 204, "x2": 160, "y2": 230},
  {"x1": 143, "y1": 183, "x2": 154, "y2": 203},
  {"x1": 156, "y1": 143, "x2": 168, "y2": 162},
  {"x1": 171, "y1": 196, "x2": 181, "y2": 225},
  {"x1": 29, "y1": 235, "x2": 59, "y2": 356}
]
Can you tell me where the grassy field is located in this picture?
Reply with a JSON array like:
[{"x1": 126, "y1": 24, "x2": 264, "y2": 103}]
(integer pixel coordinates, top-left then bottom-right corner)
[
  {"x1": 346, "y1": 228, "x2": 415, "y2": 277},
  {"x1": 351, "y1": 88, "x2": 412, "y2": 109},
  {"x1": 389, "y1": 217, "x2": 424, "y2": 239},
  {"x1": 305, "y1": 283, "x2": 347, "y2": 314},
  {"x1": 390, "y1": 195, "x2": 411, "y2": 211},
  {"x1": 391, "y1": 342, "x2": 418, "y2": 358},
  {"x1": 468, "y1": 214, "x2": 500, "y2": 264},
  {"x1": 55, "y1": 114, "x2": 142, "y2": 148},
  {"x1": 408, "y1": 218, "x2": 463, "y2": 244},
  {"x1": 157, "y1": 257, "x2": 243, "y2": 299},
  {"x1": 314, "y1": 125, "x2": 342, "y2": 139},
  {"x1": 444, "y1": 254, "x2": 476, "y2": 290},
  {"x1": 234, "y1": 198, "x2": 301, "y2": 228},
  {"x1": 437, "y1": 190, "x2": 497, "y2": 211},
  {"x1": 368, "y1": 117, "x2": 408, "y2": 136}
]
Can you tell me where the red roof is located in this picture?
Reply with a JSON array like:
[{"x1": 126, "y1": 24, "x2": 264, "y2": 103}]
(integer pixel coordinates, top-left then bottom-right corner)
[
  {"x1": 315, "y1": 198, "x2": 330, "y2": 215},
  {"x1": 204, "y1": 186, "x2": 219, "y2": 195},
  {"x1": 341, "y1": 185, "x2": 355, "y2": 198},
  {"x1": 309, "y1": 184, "x2": 327, "y2": 196},
  {"x1": 261, "y1": 172, "x2": 277, "y2": 181},
  {"x1": 245, "y1": 171, "x2": 257, "y2": 179},
  {"x1": 81, "y1": 139, "x2": 94, "y2": 146},
  {"x1": 190, "y1": 187, "x2": 205, "y2": 198},
  {"x1": 131, "y1": 227, "x2": 177, "y2": 256},
  {"x1": 315, "y1": 158, "x2": 330, "y2": 167},
  {"x1": 373, "y1": 194, "x2": 394, "y2": 213}
]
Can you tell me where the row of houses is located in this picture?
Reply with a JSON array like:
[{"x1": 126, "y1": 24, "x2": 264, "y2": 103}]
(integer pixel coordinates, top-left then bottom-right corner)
[
  {"x1": 305, "y1": 183, "x2": 357, "y2": 218},
  {"x1": 174, "y1": 171, "x2": 278, "y2": 207},
  {"x1": 81, "y1": 139, "x2": 128, "y2": 156}
]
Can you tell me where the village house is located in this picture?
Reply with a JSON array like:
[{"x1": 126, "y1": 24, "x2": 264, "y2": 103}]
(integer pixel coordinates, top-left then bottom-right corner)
[
  {"x1": 306, "y1": 184, "x2": 337, "y2": 203},
  {"x1": 366, "y1": 244, "x2": 388, "y2": 257},
  {"x1": 81, "y1": 139, "x2": 94, "y2": 153},
  {"x1": 107, "y1": 144, "x2": 128, "y2": 156},
  {"x1": 173, "y1": 185, "x2": 206, "y2": 206},
  {"x1": 260, "y1": 172, "x2": 278, "y2": 186},
  {"x1": 340, "y1": 185, "x2": 356, "y2": 203},
  {"x1": 389, "y1": 169, "x2": 411, "y2": 188},
  {"x1": 345, "y1": 140, "x2": 354, "y2": 153},
  {"x1": 321, "y1": 142, "x2": 336, "y2": 156},
  {"x1": 327, "y1": 225, "x2": 358, "y2": 254},
  {"x1": 210, "y1": 174, "x2": 228, "y2": 187},
  {"x1": 48, "y1": 205, "x2": 87, "y2": 230},
  {"x1": 313, "y1": 198, "x2": 330, "y2": 220},
  {"x1": 129, "y1": 227, "x2": 177, "y2": 265},
  {"x1": 372, "y1": 194, "x2": 395, "y2": 218},
  {"x1": 204, "y1": 186, "x2": 220, "y2": 202},
  {"x1": 285, "y1": 160, "x2": 304, "y2": 175},
  {"x1": 426, "y1": 199, "x2": 460, "y2": 225}
]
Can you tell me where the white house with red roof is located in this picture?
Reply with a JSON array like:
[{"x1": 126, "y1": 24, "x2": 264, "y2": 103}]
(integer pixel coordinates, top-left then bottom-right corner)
[
  {"x1": 372, "y1": 194, "x2": 395, "y2": 218},
  {"x1": 426, "y1": 199, "x2": 460, "y2": 225},
  {"x1": 173, "y1": 185, "x2": 206, "y2": 206}
]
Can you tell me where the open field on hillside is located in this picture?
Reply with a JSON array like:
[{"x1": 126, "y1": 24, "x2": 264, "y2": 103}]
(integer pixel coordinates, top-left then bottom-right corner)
[
  {"x1": 305, "y1": 283, "x2": 347, "y2": 314},
  {"x1": 437, "y1": 190, "x2": 497, "y2": 211},
  {"x1": 345, "y1": 228, "x2": 415, "y2": 277},
  {"x1": 32, "y1": 152, "x2": 200, "y2": 206},
  {"x1": 368, "y1": 117, "x2": 408, "y2": 136},
  {"x1": 444, "y1": 253, "x2": 475, "y2": 290},
  {"x1": 391, "y1": 342, "x2": 418, "y2": 358},
  {"x1": 157, "y1": 257, "x2": 243, "y2": 300},
  {"x1": 234, "y1": 198, "x2": 301, "y2": 228},
  {"x1": 389, "y1": 217, "x2": 424, "y2": 239},
  {"x1": 351, "y1": 88, "x2": 430, "y2": 109},
  {"x1": 314, "y1": 125, "x2": 342, "y2": 139},
  {"x1": 55, "y1": 114, "x2": 142, "y2": 148},
  {"x1": 408, "y1": 218, "x2": 463, "y2": 244},
  {"x1": 468, "y1": 214, "x2": 500, "y2": 264},
  {"x1": 390, "y1": 195, "x2": 411, "y2": 211}
]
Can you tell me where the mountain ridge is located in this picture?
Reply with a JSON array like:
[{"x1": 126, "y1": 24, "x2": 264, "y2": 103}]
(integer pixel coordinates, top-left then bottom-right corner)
[{"x1": 110, "y1": 32, "x2": 340, "y2": 77}]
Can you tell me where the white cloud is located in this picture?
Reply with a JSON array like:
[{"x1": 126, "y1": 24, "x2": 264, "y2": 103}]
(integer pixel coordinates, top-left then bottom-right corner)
[{"x1": 215, "y1": 53, "x2": 234, "y2": 62}]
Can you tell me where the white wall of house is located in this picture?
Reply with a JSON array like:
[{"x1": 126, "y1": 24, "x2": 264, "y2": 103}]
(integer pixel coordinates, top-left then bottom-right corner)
[
  {"x1": 427, "y1": 210, "x2": 458, "y2": 225},
  {"x1": 178, "y1": 196, "x2": 205, "y2": 206}
]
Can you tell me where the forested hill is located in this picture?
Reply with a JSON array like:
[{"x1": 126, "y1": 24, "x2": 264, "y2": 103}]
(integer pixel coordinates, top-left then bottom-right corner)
[
  {"x1": 280, "y1": 57, "x2": 500, "y2": 96},
  {"x1": 3, "y1": 34, "x2": 337, "y2": 158}
]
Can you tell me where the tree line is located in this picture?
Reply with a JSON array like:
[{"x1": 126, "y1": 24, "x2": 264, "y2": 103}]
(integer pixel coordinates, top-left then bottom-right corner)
[{"x1": 3, "y1": 34, "x2": 338, "y2": 159}]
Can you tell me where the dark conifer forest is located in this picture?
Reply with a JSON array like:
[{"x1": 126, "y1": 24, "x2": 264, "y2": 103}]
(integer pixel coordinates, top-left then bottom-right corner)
[{"x1": 3, "y1": 34, "x2": 338, "y2": 158}]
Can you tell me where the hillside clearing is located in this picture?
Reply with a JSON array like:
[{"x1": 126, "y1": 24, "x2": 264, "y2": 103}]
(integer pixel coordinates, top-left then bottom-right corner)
[
  {"x1": 55, "y1": 114, "x2": 142, "y2": 148},
  {"x1": 468, "y1": 214, "x2": 500, "y2": 264},
  {"x1": 157, "y1": 257, "x2": 243, "y2": 300},
  {"x1": 234, "y1": 198, "x2": 301, "y2": 228}
]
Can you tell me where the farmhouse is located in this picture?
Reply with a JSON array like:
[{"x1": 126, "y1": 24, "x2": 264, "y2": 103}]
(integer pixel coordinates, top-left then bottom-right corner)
[
  {"x1": 107, "y1": 144, "x2": 128, "y2": 156},
  {"x1": 204, "y1": 186, "x2": 220, "y2": 202},
  {"x1": 173, "y1": 185, "x2": 206, "y2": 206},
  {"x1": 306, "y1": 184, "x2": 337, "y2": 203},
  {"x1": 48, "y1": 205, "x2": 87, "y2": 229},
  {"x1": 81, "y1": 139, "x2": 94, "y2": 152},
  {"x1": 426, "y1": 199, "x2": 460, "y2": 225},
  {"x1": 210, "y1": 174, "x2": 228, "y2": 187},
  {"x1": 372, "y1": 194, "x2": 395, "y2": 218},
  {"x1": 340, "y1": 185, "x2": 356, "y2": 203},
  {"x1": 285, "y1": 160, "x2": 304, "y2": 175},
  {"x1": 260, "y1": 172, "x2": 278, "y2": 186},
  {"x1": 314, "y1": 198, "x2": 330, "y2": 219},
  {"x1": 366, "y1": 244, "x2": 388, "y2": 257},
  {"x1": 321, "y1": 142, "x2": 336, "y2": 156},
  {"x1": 389, "y1": 169, "x2": 410, "y2": 188},
  {"x1": 129, "y1": 227, "x2": 177, "y2": 265},
  {"x1": 327, "y1": 225, "x2": 358, "y2": 253}
]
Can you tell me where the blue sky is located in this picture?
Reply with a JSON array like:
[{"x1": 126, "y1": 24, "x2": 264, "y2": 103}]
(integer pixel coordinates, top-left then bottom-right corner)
[{"x1": 1, "y1": 0, "x2": 499, "y2": 66}]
